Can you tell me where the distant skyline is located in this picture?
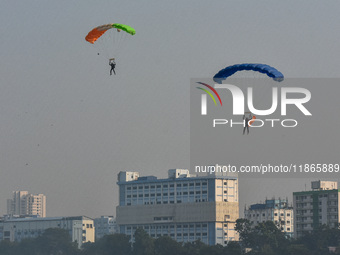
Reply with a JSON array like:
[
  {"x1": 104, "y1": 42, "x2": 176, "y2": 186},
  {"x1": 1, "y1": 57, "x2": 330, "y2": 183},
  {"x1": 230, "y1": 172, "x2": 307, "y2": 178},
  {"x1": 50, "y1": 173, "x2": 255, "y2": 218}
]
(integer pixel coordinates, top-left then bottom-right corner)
[{"x1": 1, "y1": 0, "x2": 340, "y2": 218}]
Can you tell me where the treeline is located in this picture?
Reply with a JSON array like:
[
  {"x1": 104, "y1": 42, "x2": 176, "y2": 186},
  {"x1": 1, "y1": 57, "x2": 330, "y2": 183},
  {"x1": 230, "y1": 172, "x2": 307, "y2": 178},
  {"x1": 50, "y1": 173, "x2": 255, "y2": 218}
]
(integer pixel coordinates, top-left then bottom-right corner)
[
  {"x1": 236, "y1": 219, "x2": 340, "y2": 255},
  {"x1": 0, "y1": 228, "x2": 79, "y2": 255},
  {"x1": 1, "y1": 220, "x2": 340, "y2": 255}
]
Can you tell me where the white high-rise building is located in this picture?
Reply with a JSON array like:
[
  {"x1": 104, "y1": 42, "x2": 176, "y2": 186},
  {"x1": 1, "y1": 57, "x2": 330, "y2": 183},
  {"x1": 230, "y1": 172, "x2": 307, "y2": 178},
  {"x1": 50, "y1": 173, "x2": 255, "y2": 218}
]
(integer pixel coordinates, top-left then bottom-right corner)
[
  {"x1": 116, "y1": 169, "x2": 239, "y2": 246},
  {"x1": 7, "y1": 191, "x2": 28, "y2": 216},
  {"x1": 7, "y1": 191, "x2": 46, "y2": 217}
]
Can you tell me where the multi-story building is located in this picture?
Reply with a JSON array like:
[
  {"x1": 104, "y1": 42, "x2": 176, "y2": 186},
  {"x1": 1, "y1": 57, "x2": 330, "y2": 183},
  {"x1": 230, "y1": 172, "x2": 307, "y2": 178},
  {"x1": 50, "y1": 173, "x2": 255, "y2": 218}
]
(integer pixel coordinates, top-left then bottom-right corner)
[
  {"x1": 94, "y1": 216, "x2": 117, "y2": 240},
  {"x1": 7, "y1": 191, "x2": 46, "y2": 217},
  {"x1": 244, "y1": 198, "x2": 294, "y2": 237},
  {"x1": 293, "y1": 180, "x2": 340, "y2": 238},
  {"x1": 116, "y1": 169, "x2": 239, "y2": 246},
  {"x1": 7, "y1": 191, "x2": 28, "y2": 216},
  {"x1": 0, "y1": 221, "x2": 3, "y2": 241},
  {"x1": 0, "y1": 216, "x2": 94, "y2": 248}
]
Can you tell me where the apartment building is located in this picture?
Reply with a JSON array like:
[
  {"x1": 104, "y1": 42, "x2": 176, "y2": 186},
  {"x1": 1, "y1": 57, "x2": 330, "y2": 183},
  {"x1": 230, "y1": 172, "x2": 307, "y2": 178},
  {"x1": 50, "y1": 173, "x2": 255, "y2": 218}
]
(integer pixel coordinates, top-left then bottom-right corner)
[
  {"x1": 116, "y1": 169, "x2": 239, "y2": 246},
  {"x1": 293, "y1": 180, "x2": 339, "y2": 238},
  {"x1": 7, "y1": 191, "x2": 46, "y2": 217},
  {"x1": 244, "y1": 198, "x2": 294, "y2": 237},
  {"x1": 94, "y1": 216, "x2": 117, "y2": 240}
]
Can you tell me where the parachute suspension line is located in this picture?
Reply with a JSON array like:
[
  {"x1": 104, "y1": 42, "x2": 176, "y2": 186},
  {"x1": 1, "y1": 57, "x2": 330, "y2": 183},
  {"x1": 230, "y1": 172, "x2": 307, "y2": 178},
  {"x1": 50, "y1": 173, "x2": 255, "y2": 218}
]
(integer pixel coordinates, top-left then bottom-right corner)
[
  {"x1": 119, "y1": 32, "x2": 129, "y2": 54},
  {"x1": 110, "y1": 27, "x2": 127, "y2": 59},
  {"x1": 113, "y1": 31, "x2": 129, "y2": 59}
]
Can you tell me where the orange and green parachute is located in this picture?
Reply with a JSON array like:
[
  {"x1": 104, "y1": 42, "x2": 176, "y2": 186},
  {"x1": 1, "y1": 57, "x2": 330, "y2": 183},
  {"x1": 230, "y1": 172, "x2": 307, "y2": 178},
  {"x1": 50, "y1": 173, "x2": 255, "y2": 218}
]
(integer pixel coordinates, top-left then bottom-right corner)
[{"x1": 85, "y1": 23, "x2": 136, "y2": 44}]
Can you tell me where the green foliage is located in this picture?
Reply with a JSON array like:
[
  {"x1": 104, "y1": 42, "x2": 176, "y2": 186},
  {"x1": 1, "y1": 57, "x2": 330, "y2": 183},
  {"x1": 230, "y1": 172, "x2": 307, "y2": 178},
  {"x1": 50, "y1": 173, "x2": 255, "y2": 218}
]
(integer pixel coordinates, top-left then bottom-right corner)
[
  {"x1": 286, "y1": 244, "x2": 310, "y2": 255},
  {"x1": 224, "y1": 241, "x2": 242, "y2": 255},
  {"x1": 133, "y1": 228, "x2": 154, "y2": 255},
  {"x1": 235, "y1": 218, "x2": 255, "y2": 247},
  {"x1": 182, "y1": 240, "x2": 207, "y2": 255},
  {"x1": 154, "y1": 236, "x2": 183, "y2": 255},
  {"x1": 1, "y1": 223, "x2": 340, "y2": 255},
  {"x1": 35, "y1": 228, "x2": 79, "y2": 254},
  {"x1": 235, "y1": 219, "x2": 340, "y2": 255},
  {"x1": 82, "y1": 233, "x2": 131, "y2": 255},
  {"x1": 0, "y1": 228, "x2": 79, "y2": 255},
  {"x1": 0, "y1": 240, "x2": 20, "y2": 255}
]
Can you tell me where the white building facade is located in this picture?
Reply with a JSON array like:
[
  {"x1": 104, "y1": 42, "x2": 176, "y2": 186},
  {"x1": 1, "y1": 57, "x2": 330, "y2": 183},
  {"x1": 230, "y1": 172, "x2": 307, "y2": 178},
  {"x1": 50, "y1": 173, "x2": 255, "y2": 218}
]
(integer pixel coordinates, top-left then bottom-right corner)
[
  {"x1": 0, "y1": 216, "x2": 94, "y2": 248},
  {"x1": 116, "y1": 169, "x2": 239, "y2": 246},
  {"x1": 7, "y1": 191, "x2": 46, "y2": 217},
  {"x1": 94, "y1": 216, "x2": 117, "y2": 240},
  {"x1": 244, "y1": 198, "x2": 294, "y2": 237}
]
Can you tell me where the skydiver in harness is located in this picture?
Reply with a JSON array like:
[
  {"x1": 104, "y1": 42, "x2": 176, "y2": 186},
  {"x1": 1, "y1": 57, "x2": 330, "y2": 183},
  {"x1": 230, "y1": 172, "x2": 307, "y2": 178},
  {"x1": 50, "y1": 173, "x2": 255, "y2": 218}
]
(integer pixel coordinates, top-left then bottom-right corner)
[
  {"x1": 109, "y1": 58, "x2": 116, "y2": 75},
  {"x1": 243, "y1": 112, "x2": 252, "y2": 135}
]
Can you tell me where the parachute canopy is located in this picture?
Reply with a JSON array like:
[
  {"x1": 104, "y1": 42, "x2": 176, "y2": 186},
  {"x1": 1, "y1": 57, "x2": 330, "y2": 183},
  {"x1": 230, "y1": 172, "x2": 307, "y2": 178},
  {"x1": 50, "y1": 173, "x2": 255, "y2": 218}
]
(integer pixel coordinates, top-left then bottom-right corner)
[
  {"x1": 85, "y1": 23, "x2": 136, "y2": 44},
  {"x1": 213, "y1": 63, "x2": 284, "y2": 83}
]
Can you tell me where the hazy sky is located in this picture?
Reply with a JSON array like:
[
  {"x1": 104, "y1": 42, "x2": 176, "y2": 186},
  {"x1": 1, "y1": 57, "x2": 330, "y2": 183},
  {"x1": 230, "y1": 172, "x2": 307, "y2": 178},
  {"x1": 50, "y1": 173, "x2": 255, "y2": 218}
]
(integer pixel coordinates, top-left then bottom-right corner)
[{"x1": 1, "y1": 0, "x2": 340, "y2": 218}]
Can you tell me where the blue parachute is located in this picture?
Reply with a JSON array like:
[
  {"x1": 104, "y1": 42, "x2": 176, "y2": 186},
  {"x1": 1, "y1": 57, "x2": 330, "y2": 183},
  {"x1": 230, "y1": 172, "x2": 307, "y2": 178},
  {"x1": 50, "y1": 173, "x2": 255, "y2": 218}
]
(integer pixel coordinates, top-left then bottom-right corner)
[{"x1": 213, "y1": 63, "x2": 284, "y2": 83}]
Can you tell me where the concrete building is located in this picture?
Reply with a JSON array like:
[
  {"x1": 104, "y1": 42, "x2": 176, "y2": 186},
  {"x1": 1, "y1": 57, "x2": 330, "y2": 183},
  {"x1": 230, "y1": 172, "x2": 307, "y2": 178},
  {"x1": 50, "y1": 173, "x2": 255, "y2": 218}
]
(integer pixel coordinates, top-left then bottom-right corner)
[
  {"x1": 116, "y1": 169, "x2": 239, "y2": 246},
  {"x1": 244, "y1": 198, "x2": 294, "y2": 237},
  {"x1": 94, "y1": 216, "x2": 117, "y2": 240},
  {"x1": 0, "y1": 221, "x2": 3, "y2": 241},
  {"x1": 0, "y1": 216, "x2": 94, "y2": 248},
  {"x1": 293, "y1": 180, "x2": 340, "y2": 238},
  {"x1": 7, "y1": 191, "x2": 46, "y2": 217}
]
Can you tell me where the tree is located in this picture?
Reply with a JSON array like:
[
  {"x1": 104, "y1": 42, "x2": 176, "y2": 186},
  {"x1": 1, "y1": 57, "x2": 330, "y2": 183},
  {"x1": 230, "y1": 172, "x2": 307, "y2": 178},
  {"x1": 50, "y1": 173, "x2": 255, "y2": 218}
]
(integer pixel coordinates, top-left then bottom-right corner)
[
  {"x1": 235, "y1": 218, "x2": 255, "y2": 248},
  {"x1": 82, "y1": 233, "x2": 131, "y2": 255},
  {"x1": 200, "y1": 243, "x2": 224, "y2": 255},
  {"x1": 35, "y1": 228, "x2": 79, "y2": 255},
  {"x1": 0, "y1": 240, "x2": 19, "y2": 255},
  {"x1": 182, "y1": 240, "x2": 206, "y2": 255},
  {"x1": 253, "y1": 221, "x2": 289, "y2": 255},
  {"x1": 223, "y1": 241, "x2": 242, "y2": 255},
  {"x1": 154, "y1": 236, "x2": 183, "y2": 255},
  {"x1": 133, "y1": 228, "x2": 154, "y2": 255},
  {"x1": 286, "y1": 244, "x2": 310, "y2": 255}
]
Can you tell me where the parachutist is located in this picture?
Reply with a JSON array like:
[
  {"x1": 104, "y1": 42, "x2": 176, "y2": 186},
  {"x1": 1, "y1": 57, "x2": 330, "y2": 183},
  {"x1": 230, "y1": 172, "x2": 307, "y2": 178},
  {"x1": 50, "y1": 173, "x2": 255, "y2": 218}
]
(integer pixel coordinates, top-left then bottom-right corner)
[
  {"x1": 109, "y1": 58, "x2": 116, "y2": 75},
  {"x1": 243, "y1": 113, "x2": 252, "y2": 135}
]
